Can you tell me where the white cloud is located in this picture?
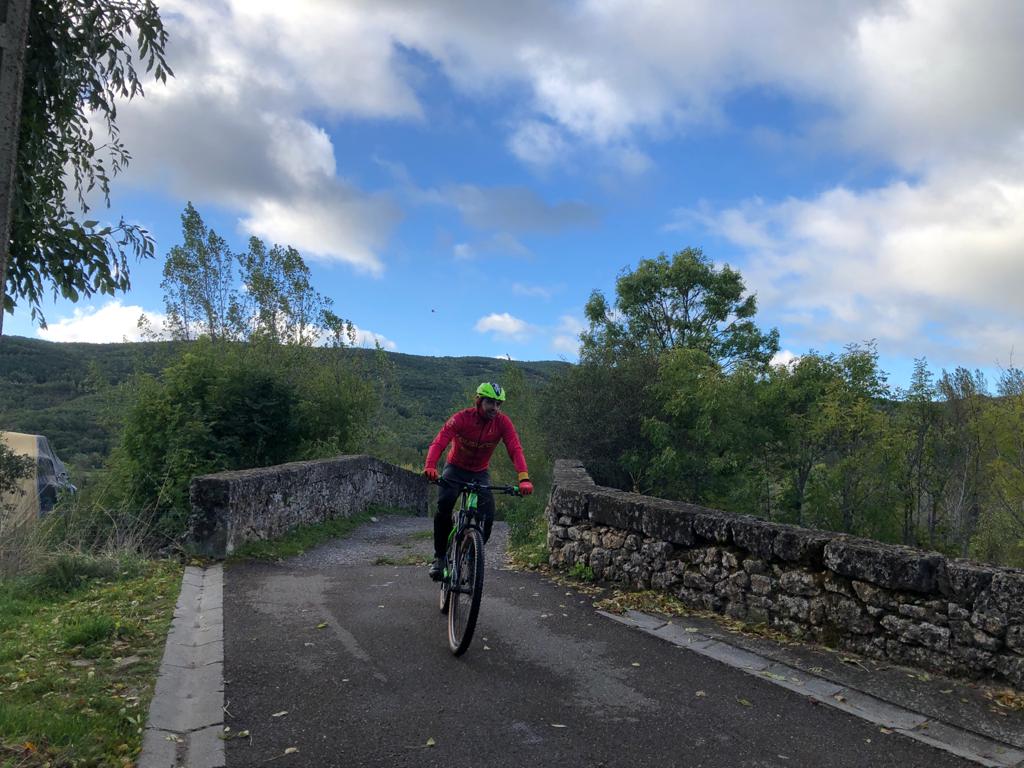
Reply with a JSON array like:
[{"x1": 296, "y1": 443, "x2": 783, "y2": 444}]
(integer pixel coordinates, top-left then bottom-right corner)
[
  {"x1": 508, "y1": 120, "x2": 569, "y2": 168},
  {"x1": 474, "y1": 312, "x2": 532, "y2": 342},
  {"x1": 771, "y1": 349, "x2": 800, "y2": 368},
  {"x1": 113, "y1": 1, "x2": 408, "y2": 272},
  {"x1": 36, "y1": 301, "x2": 165, "y2": 343},
  {"x1": 694, "y1": 165, "x2": 1024, "y2": 366},
  {"x1": 511, "y1": 282, "x2": 554, "y2": 300},
  {"x1": 351, "y1": 326, "x2": 397, "y2": 351},
  {"x1": 551, "y1": 314, "x2": 585, "y2": 356}
]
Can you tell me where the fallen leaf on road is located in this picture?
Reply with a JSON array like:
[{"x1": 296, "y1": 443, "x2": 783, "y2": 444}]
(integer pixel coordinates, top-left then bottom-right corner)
[
  {"x1": 879, "y1": 728, "x2": 893, "y2": 734},
  {"x1": 631, "y1": 662, "x2": 640, "y2": 667},
  {"x1": 285, "y1": 747, "x2": 298, "y2": 755},
  {"x1": 272, "y1": 711, "x2": 288, "y2": 718},
  {"x1": 426, "y1": 737, "x2": 436, "y2": 747},
  {"x1": 695, "y1": 691, "x2": 706, "y2": 697},
  {"x1": 316, "y1": 623, "x2": 328, "y2": 629},
  {"x1": 737, "y1": 698, "x2": 752, "y2": 707}
]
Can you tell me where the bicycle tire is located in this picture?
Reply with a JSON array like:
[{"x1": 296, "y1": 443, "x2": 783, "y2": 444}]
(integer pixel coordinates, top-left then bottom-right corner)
[{"x1": 448, "y1": 527, "x2": 484, "y2": 656}]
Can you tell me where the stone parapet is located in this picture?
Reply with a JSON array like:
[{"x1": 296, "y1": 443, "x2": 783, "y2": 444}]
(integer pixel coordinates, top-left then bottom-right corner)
[
  {"x1": 187, "y1": 455, "x2": 427, "y2": 557},
  {"x1": 547, "y1": 460, "x2": 1024, "y2": 688}
]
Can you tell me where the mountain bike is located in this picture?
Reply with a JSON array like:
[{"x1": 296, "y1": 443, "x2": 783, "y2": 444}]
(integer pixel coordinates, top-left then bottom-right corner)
[{"x1": 435, "y1": 478, "x2": 521, "y2": 656}]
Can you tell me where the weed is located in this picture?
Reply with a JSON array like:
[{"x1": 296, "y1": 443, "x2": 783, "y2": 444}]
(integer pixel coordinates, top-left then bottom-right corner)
[{"x1": 568, "y1": 562, "x2": 596, "y2": 582}]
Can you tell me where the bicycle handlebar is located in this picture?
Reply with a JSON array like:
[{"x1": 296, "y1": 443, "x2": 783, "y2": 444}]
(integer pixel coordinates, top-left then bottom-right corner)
[{"x1": 427, "y1": 477, "x2": 522, "y2": 496}]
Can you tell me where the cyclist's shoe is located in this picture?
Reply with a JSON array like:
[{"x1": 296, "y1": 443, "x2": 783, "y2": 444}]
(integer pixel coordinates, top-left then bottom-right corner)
[{"x1": 428, "y1": 556, "x2": 445, "y2": 581}]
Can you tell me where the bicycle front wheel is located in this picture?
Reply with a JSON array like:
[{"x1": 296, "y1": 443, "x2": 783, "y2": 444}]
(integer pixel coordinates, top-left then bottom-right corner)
[{"x1": 448, "y1": 527, "x2": 484, "y2": 656}]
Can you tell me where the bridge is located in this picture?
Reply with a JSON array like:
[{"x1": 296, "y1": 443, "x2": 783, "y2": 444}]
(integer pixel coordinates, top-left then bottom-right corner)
[{"x1": 138, "y1": 456, "x2": 1024, "y2": 767}]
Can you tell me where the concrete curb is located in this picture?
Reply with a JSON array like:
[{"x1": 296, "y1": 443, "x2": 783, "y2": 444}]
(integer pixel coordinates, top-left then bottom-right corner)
[
  {"x1": 138, "y1": 565, "x2": 225, "y2": 768},
  {"x1": 600, "y1": 609, "x2": 1024, "y2": 768}
]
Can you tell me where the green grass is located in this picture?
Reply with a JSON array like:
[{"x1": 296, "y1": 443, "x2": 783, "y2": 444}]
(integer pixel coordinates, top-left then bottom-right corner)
[
  {"x1": 0, "y1": 557, "x2": 182, "y2": 767},
  {"x1": 568, "y1": 562, "x2": 596, "y2": 582},
  {"x1": 229, "y1": 505, "x2": 418, "y2": 561},
  {"x1": 506, "y1": 503, "x2": 550, "y2": 569}
]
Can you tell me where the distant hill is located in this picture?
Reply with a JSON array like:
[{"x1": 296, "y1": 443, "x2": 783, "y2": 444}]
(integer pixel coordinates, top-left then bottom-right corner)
[{"x1": 0, "y1": 335, "x2": 570, "y2": 473}]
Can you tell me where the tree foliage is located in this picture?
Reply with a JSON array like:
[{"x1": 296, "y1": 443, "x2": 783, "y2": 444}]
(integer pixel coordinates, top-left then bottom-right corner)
[
  {"x1": 103, "y1": 341, "x2": 375, "y2": 539},
  {"x1": 153, "y1": 204, "x2": 354, "y2": 346},
  {"x1": 581, "y1": 248, "x2": 779, "y2": 370},
  {"x1": 5, "y1": 0, "x2": 172, "y2": 327}
]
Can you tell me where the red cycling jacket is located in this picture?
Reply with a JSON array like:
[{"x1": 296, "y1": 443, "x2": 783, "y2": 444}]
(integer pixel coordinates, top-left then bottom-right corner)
[{"x1": 425, "y1": 407, "x2": 529, "y2": 479}]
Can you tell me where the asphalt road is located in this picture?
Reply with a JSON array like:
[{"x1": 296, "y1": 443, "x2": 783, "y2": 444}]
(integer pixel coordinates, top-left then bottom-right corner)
[{"x1": 223, "y1": 516, "x2": 975, "y2": 768}]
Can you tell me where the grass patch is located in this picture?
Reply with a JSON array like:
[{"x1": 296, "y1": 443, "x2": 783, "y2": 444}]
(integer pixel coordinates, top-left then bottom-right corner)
[
  {"x1": 568, "y1": 562, "x2": 596, "y2": 582},
  {"x1": 0, "y1": 557, "x2": 182, "y2": 767},
  {"x1": 229, "y1": 505, "x2": 416, "y2": 561},
  {"x1": 506, "y1": 506, "x2": 549, "y2": 570}
]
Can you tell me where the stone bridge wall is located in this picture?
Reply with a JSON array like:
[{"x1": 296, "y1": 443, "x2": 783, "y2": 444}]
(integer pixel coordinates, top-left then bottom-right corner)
[
  {"x1": 187, "y1": 455, "x2": 427, "y2": 557},
  {"x1": 547, "y1": 460, "x2": 1024, "y2": 687}
]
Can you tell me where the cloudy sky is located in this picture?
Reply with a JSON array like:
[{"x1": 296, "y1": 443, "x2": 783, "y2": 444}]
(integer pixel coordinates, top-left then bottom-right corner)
[{"x1": 7, "y1": 0, "x2": 1024, "y2": 386}]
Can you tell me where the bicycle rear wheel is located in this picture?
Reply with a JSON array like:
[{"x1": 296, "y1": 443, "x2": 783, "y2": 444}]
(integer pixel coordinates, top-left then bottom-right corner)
[{"x1": 448, "y1": 527, "x2": 484, "y2": 656}]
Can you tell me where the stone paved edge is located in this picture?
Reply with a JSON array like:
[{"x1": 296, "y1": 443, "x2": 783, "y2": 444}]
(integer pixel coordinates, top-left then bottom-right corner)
[
  {"x1": 598, "y1": 610, "x2": 1024, "y2": 768},
  {"x1": 139, "y1": 565, "x2": 226, "y2": 768}
]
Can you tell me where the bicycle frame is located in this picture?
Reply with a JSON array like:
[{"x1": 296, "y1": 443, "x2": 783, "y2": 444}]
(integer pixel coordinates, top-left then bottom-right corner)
[{"x1": 434, "y1": 477, "x2": 519, "y2": 655}]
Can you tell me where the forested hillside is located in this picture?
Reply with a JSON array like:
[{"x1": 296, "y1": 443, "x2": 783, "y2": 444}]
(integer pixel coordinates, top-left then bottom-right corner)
[{"x1": 0, "y1": 335, "x2": 568, "y2": 473}]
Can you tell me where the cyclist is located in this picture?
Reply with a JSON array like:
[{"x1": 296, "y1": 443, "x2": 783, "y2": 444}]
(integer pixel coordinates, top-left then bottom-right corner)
[{"x1": 424, "y1": 381, "x2": 533, "y2": 579}]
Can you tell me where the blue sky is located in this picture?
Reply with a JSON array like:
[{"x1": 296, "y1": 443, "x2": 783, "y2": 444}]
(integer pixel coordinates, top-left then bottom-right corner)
[{"x1": 7, "y1": 0, "x2": 1024, "y2": 390}]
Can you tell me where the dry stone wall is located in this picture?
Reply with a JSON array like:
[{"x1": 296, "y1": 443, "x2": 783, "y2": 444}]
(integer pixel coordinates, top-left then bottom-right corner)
[
  {"x1": 547, "y1": 460, "x2": 1024, "y2": 687},
  {"x1": 187, "y1": 455, "x2": 427, "y2": 557}
]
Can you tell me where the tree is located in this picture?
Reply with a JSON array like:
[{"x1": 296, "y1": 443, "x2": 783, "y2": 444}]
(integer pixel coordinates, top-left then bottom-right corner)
[
  {"x1": 581, "y1": 248, "x2": 779, "y2": 371},
  {"x1": 1, "y1": 0, "x2": 171, "y2": 333},
  {"x1": 157, "y1": 204, "x2": 354, "y2": 346},
  {"x1": 162, "y1": 203, "x2": 243, "y2": 341}
]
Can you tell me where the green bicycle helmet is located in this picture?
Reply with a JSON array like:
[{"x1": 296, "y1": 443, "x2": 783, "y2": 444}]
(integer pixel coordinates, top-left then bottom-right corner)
[{"x1": 476, "y1": 381, "x2": 506, "y2": 402}]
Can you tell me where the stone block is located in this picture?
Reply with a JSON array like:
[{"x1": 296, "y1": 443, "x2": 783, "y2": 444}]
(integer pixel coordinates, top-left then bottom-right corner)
[
  {"x1": 742, "y1": 558, "x2": 768, "y2": 576},
  {"x1": 971, "y1": 630, "x2": 1002, "y2": 652},
  {"x1": 971, "y1": 609, "x2": 1008, "y2": 637},
  {"x1": 750, "y1": 574, "x2": 772, "y2": 596},
  {"x1": 822, "y1": 573, "x2": 853, "y2": 596},
  {"x1": 851, "y1": 580, "x2": 891, "y2": 607},
  {"x1": 639, "y1": 499, "x2": 696, "y2": 546},
  {"x1": 828, "y1": 596, "x2": 877, "y2": 635},
  {"x1": 1007, "y1": 625, "x2": 1024, "y2": 654},
  {"x1": 730, "y1": 517, "x2": 779, "y2": 559},
  {"x1": 683, "y1": 571, "x2": 712, "y2": 592},
  {"x1": 824, "y1": 537, "x2": 944, "y2": 593},
  {"x1": 775, "y1": 595, "x2": 810, "y2": 622},
  {"x1": 943, "y1": 559, "x2": 997, "y2": 603},
  {"x1": 983, "y1": 571, "x2": 1024, "y2": 621},
  {"x1": 692, "y1": 512, "x2": 732, "y2": 544},
  {"x1": 588, "y1": 490, "x2": 641, "y2": 531},
  {"x1": 994, "y1": 654, "x2": 1024, "y2": 687},
  {"x1": 772, "y1": 525, "x2": 837, "y2": 567},
  {"x1": 779, "y1": 570, "x2": 821, "y2": 597}
]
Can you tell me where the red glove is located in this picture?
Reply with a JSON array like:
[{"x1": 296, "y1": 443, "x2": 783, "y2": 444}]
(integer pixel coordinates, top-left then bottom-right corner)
[
  {"x1": 424, "y1": 467, "x2": 439, "y2": 482},
  {"x1": 519, "y1": 479, "x2": 534, "y2": 496}
]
